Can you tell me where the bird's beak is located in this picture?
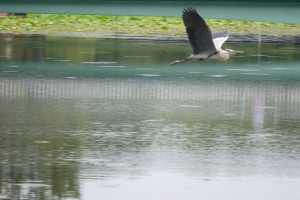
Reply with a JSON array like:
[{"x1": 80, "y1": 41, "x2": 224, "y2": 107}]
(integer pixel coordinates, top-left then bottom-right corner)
[{"x1": 233, "y1": 51, "x2": 244, "y2": 54}]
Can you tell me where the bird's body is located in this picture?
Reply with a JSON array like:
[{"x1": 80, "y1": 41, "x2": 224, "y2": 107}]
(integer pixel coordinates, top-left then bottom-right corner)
[
  {"x1": 170, "y1": 6, "x2": 243, "y2": 65},
  {"x1": 207, "y1": 51, "x2": 229, "y2": 61}
]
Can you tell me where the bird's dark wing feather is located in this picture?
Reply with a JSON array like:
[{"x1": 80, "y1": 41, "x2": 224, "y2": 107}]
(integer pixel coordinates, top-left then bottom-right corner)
[{"x1": 182, "y1": 6, "x2": 217, "y2": 55}]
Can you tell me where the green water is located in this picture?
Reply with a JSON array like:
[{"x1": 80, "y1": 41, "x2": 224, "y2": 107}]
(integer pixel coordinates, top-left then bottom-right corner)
[{"x1": 1, "y1": 34, "x2": 300, "y2": 200}]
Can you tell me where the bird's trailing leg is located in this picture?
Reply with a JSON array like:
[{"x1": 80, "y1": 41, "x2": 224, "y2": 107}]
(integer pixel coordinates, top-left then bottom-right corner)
[{"x1": 169, "y1": 59, "x2": 188, "y2": 66}]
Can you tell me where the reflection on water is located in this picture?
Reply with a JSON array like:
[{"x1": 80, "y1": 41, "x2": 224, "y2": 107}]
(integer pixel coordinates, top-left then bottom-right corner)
[{"x1": 1, "y1": 34, "x2": 300, "y2": 200}]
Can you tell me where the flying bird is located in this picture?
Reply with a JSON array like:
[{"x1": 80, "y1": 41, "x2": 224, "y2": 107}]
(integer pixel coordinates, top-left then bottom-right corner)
[{"x1": 170, "y1": 6, "x2": 244, "y2": 65}]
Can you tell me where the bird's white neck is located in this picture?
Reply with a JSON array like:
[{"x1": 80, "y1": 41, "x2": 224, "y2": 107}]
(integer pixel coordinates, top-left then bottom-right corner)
[{"x1": 219, "y1": 50, "x2": 230, "y2": 61}]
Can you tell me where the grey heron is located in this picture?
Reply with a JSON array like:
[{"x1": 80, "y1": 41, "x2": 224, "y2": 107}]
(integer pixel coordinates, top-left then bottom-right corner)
[{"x1": 170, "y1": 6, "x2": 244, "y2": 65}]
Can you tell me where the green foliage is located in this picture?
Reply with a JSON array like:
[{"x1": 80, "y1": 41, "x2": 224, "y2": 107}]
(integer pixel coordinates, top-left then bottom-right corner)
[{"x1": 0, "y1": 14, "x2": 300, "y2": 36}]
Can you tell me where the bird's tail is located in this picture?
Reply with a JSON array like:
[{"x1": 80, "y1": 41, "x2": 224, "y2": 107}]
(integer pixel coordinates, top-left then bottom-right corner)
[{"x1": 169, "y1": 59, "x2": 187, "y2": 66}]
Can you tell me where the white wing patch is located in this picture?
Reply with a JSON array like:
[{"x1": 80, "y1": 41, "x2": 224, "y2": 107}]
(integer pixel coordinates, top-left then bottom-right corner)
[
  {"x1": 212, "y1": 29, "x2": 229, "y2": 51},
  {"x1": 213, "y1": 37, "x2": 228, "y2": 51}
]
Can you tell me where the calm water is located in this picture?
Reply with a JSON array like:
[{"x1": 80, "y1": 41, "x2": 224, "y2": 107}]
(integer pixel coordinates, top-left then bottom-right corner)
[{"x1": 1, "y1": 34, "x2": 300, "y2": 200}]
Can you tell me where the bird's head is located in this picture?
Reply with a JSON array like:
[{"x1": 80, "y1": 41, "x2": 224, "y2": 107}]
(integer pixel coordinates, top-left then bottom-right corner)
[{"x1": 224, "y1": 49, "x2": 244, "y2": 55}]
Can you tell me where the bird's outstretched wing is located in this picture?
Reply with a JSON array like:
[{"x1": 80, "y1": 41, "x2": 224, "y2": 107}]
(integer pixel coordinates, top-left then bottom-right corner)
[
  {"x1": 212, "y1": 29, "x2": 228, "y2": 51},
  {"x1": 182, "y1": 6, "x2": 217, "y2": 56}
]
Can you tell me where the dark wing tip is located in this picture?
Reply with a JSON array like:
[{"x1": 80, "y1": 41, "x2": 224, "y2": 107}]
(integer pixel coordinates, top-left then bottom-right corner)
[
  {"x1": 182, "y1": 6, "x2": 204, "y2": 28},
  {"x1": 212, "y1": 29, "x2": 228, "y2": 39},
  {"x1": 182, "y1": 6, "x2": 216, "y2": 55},
  {"x1": 182, "y1": 6, "x2": 198, "y2": 18}
]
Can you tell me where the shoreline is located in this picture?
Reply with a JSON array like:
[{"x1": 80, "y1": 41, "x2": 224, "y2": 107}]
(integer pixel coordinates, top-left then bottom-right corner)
[
  {"x1": 1, "y1": 14, "x2": 300, "y2": 43},
  {"x1": 1, "y1": 32, "x2": 300, "y2": 44}
]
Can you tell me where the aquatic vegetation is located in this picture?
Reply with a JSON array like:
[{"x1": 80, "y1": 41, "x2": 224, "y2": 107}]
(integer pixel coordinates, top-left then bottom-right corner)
[{"x1": 0, "y1": 14, "x2": 300, "y2": 36}]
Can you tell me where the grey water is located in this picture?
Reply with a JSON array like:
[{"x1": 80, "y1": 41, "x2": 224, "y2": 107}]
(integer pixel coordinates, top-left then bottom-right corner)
[{"x1": 1, "y1": 34, "x2": 300, "y2": 200}]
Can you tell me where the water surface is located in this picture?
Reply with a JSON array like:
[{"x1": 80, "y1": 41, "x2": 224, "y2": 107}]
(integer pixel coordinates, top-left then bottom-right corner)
[{"x1": 1, "y1": 34, "x2": 300, "y2": 200}]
